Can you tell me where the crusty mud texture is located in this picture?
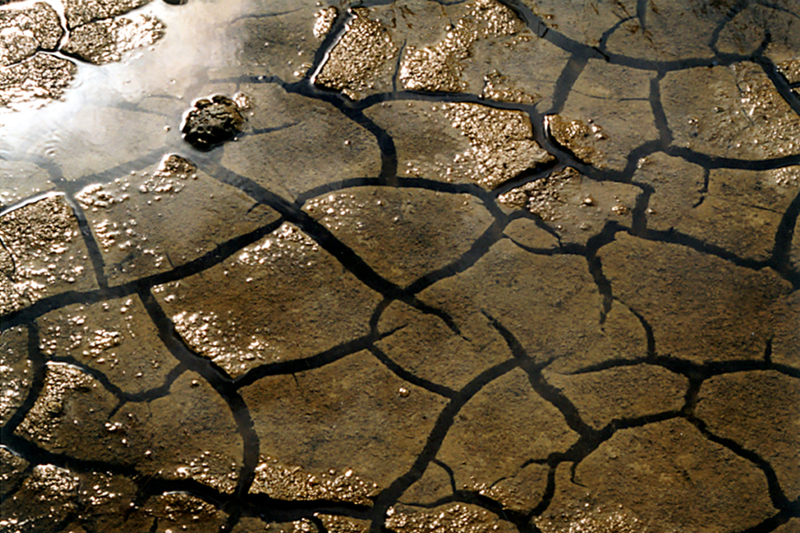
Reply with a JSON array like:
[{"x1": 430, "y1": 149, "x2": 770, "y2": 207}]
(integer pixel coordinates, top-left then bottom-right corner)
[{"x1": 1, "y1": 0, "x2": 799, "y2": 532}]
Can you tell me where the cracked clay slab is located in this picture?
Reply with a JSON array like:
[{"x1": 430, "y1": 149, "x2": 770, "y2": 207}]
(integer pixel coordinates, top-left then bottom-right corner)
[
  {"x1": 546, "y1": 60, "x2": 657, "y2": 172},
  {"x1": 418, "y1": 238, "x2": 648, "y2": 373},
  {"x1": 314, "y1": 8, "x2": 397, "y2": 100},
  {"x1": 662, "y1": 62, "x2": 800, "y2": 161},
  {"x1": 0, "y1": 0, "x2": 799, "y2": 531},
  {"x1": 365, "y1": 100, "x2": 553, "y2": 189},
  {"x1": 63, "y1": 0, "x2": 152, "y2": 29},
  {"x1": 0, "y1": 2, "x2": 63, "y2": 67},
  {"x1": 696, "y1": 370, "x2": 800, "y2": 501},
  {"x1": 602, "y1": 233, "x2": 792, "y2": 364},
  {"x1": 76, "y1": 154, "x2": 280, "y2": 286},
  {"x1": 436, "y1": 368, "x2": 579, "y2": 494},
  {"x1": 303, "y1": 186, "x2": 495, "y2": 287},
  {"x1": 498, "y1": 167, "x2": 638, "y2": 245},
  {"x1": 0, "y1": 326, "x2": 31, "y2": 426},
  {"x1": 0, "y1": 53, "x2": 76, "y2": 109},
  {"x1": 241, "y1": 350, "x2": 448, "y2": 491},
  {"x1": 153, "y1": 223, "x2": 383, "y2": 378},
  {"x1": 36, "y1": 295, "x2": 181, "y2": 395},
  {"x1": 570, "y1": 419, "x2": 775, "y2": 533},
  {"x1": 0, "y1": 194, "x2": 97, "y2": 316},
  {"x1": 16, "y1": 363, "x2": 243, "y2": 494},
  {"x1": 62, "y1": 14, "x2": 166, "y2": 65},
  {"x1": 222, "y1": 82, "x2": 382, "y2": 202}
]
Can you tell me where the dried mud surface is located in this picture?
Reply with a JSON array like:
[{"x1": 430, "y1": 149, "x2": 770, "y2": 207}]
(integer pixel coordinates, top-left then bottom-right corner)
[{"x1": 1, "y1": 0, "x2": 799, "y2": 532}]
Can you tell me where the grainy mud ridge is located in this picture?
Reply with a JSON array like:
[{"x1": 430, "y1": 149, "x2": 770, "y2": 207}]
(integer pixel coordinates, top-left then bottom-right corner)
[{"x1": 1, "y1": 0, "x2": 799, "y2": 532}]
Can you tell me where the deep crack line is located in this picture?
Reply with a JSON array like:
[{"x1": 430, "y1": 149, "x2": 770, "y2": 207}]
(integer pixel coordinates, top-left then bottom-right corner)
[
  {"x1": 137, "y1": 289, "x2": 260, "y2": 500},
  {"x1": 293, "y1": 176, "x2": 499, "y2": 216},
  {"x1": 232, "y1": 328, "x2": 400, "y2": 390},
  {"x1": 483, "y1": 311, "x2": 595, "y2": 438},
  {"x1": 403, "y1": 218, "x2": 509, "y2": 296},
  {"x1": 708, "y1": 0, "x2": 752, "y2": 57},
  {"x1": 545, "y1": 54, "x2": 588, "y2": 116},
  {"x1": 367, "y1": 358, "x2": 520, "y2": 533},
  {"x1": 59, "y1": 190, "x2": 109, "y2": 289},
  {"x1": 649, "y1": 71, "x2": 673, "y2": 149},
  {"x1": 636, "y1": 227, "x2": 777, "y2": 277},
  {"x1": 668, "y1": 146, "x2": 800, "y2": 171},
  {"x1": 770, "y1": 186, "x2": 800, "y2": 282},
  {"x1": 368, "y1": 345, "x2": 457, "y2": 399},
  {"x1": 0, "y1": 216, "x2": 288, "y2": 330},
  {"x1": 408, "y1": 490, "x2": 534, "y2": 532},
  {"x1": 0, "y1": 324, "x2": 45, "y2": 441},
  {"x1": 199, "y1": 160, "x2": 465, "y2": 334},
  {"x1": 276, "y1": 78, "x2": 400, "y2": 183},
  {"x1": 754, "y1": 54, "x2": 800, "y2": 120},
  {"x1": 198, "y1": 160, "x2": 401, "y2": 296},
  {"x1": 688, "y1": 413, "x2": 793, "y2": 512}
]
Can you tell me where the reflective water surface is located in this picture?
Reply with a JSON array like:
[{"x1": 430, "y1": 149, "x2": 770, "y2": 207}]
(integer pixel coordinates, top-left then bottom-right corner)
[{"x1": 0, "y1": 0, "x2": 799, "y2": 532}]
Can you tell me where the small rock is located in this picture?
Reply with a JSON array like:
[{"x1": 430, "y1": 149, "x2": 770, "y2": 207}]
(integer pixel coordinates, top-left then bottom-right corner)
[{"x1": 181, "y1": 95, "x2": 246, "y2": 150}]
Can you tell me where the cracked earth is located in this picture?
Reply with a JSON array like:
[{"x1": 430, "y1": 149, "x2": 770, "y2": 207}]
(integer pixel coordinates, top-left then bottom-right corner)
[{"x1": 0, "y1": 0, "x2": 799, "y2": 532}]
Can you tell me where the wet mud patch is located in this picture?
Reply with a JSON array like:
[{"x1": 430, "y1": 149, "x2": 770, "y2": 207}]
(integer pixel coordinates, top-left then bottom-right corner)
[
  {"x1": 0, "y1": 446, "x2": 29, "y2": 499},
  {"x1": 602, "y1": 233, "x2": 792, "y2": 364},
  {"x1": 63, "y1": 0, "x2": 153, "y2": 29},
  {"x1": 154, "y1": 223, "x2": 383, "y2": 377},
  {"x1": 0, "y1": 194, "x2": 97, "y2": 316},
  {"x1": 697, "y1": 370, "x2": 800, "y2": 501},
  {"x1": 250, "y1": 456, "x2": 379, "y2": 505},
  {"x1": 241, "y1": 350, "x2": 448, "y2": 491},
  {"x1": 0, "y1": 463, "x2": 81, "y2": 533},
  {"x1": 76, "y1": 154, "x2": 279, "y2": 285},
  {"x1": 222, "y1": 82, "x2": 382, "y2": 201},
  {"x1": 15, "y1": 363, "x2": 243, "y2": 494},
  {"x1": 386, "y1": 503, "x2": 518, "y2": 533},
  {"x1": 314, "y1": 8, "x2": 398, "y2": 100}
]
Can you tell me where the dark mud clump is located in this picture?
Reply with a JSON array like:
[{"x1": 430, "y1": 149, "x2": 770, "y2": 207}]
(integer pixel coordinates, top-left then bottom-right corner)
[{"x1": 181, "y1": 95, "x2": 245, "y2": 150}]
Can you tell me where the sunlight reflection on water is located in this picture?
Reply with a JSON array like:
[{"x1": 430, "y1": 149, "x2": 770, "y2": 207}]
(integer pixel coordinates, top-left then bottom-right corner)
[{"x1": 0, "y1": 0, "x2": 254, "y2": 181}]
